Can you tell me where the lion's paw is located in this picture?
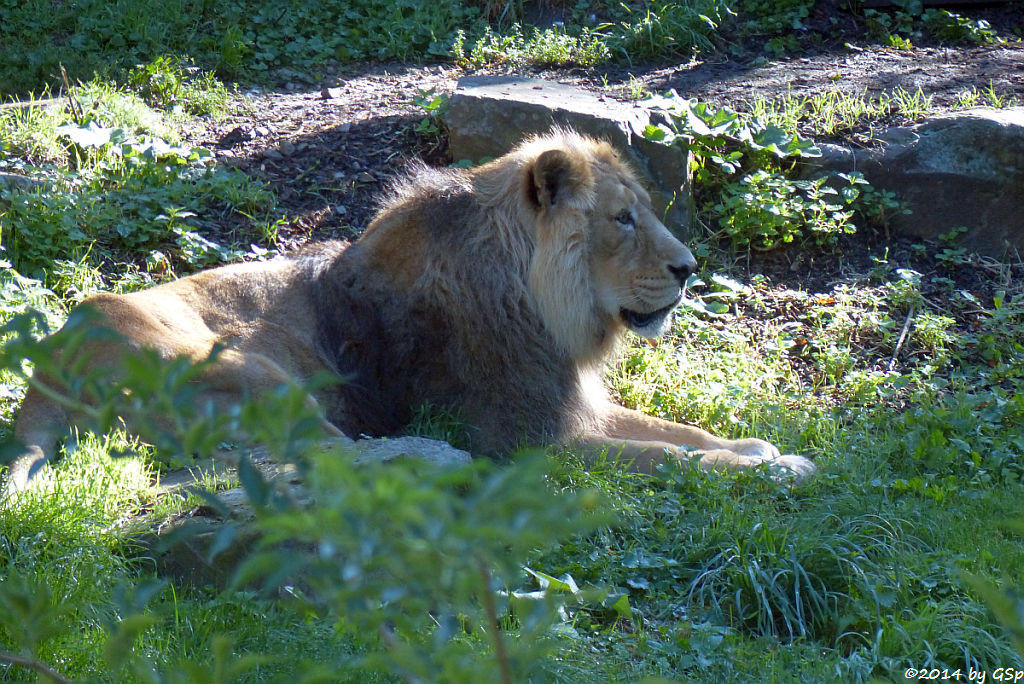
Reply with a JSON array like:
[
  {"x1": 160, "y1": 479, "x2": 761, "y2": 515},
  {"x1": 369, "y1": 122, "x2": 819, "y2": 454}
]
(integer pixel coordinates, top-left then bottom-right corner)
[
  {"x1": 766, "y1": 454, "x2": 816, "y2": 483},
  {"x1": 727, "y1": 438, "x2": 781, "y2": 461}
]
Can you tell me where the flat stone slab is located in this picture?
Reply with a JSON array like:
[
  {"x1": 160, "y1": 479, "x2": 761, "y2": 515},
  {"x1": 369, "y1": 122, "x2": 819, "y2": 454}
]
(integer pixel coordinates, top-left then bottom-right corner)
[
  {"x1": 444, "y1": 76, "x2": 694, "y2": 237},
  {"x1": 133, "y1": 435, "x2": 471, "y2": 586}
]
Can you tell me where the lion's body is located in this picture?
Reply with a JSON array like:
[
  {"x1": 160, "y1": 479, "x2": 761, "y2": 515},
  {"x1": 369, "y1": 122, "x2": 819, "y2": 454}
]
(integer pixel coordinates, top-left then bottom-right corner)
[{"x1": 6, "y1": 129, "x2": 813, "y2": 494}]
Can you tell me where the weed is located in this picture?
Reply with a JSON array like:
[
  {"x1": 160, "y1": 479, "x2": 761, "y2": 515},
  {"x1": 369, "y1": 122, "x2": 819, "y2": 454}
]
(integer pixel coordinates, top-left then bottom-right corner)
[
  {"x1": 924, "y1": 9, "x2": 1003, "y2": 44},
  {"x1": 748, "y1": 87, "x2": 935, "y2": 138},
  {"x1": 627, "y1": 75, "x2": 651, "y2": 101},
  {"x1": 1, "y1": 81, "x2": 277, "y2": 288},
  {"x1": 644, "y1": 95, "x2": 891, "y2": 249},
  {"x1": 411, "y1": 87, "x2": 450, "y2": 141},
  {"x1": 863, "y1": 1, "x2": 1006, "y2": 47},
  {"x1": 954, "y1": 81, "x2": 1021, "y2": 110},
  {"x1": 612, "y1": 1, "x2": 731, "y2": 62},
  {"x1": 712, "y1": 170, "x2": 863, "y2": 249},
  {"x1": 127, "y1": 56, "x2": 230, "y2": 117},
  {"x1": 453, "y1": 24, "x2": 610, "y2": 68}
]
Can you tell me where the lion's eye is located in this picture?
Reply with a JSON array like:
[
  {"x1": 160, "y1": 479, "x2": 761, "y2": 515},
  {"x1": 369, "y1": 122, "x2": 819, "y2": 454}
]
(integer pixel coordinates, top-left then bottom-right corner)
[{"x1": 616, "y1": 210, "x2": 634, "y2": 229}]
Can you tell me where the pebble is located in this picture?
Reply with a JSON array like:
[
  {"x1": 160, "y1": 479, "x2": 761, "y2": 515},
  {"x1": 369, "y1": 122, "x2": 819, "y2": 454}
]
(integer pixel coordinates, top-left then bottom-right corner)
[
  {"x1": 263, "y1": 148, "x2": 284, "y2": 160},
  {"x1": 279, "y1": 140, "x2": 296, "y2": 156}
]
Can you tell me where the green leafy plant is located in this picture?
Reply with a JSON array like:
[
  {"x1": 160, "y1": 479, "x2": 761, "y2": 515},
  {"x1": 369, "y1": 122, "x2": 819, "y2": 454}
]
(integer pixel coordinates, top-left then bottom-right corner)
[
  {"x1": 411, "y1": 87, "x2": 451, "y2": 141},
  {"x1": 452, "y1": 24, "x2": 610, "y2": 68},
  {"x1": 864, "y1": 0, "x2": 1004, "y2": 47},
  {"x1": 3, "y1": 128, "x2": 275, "y2": 281},
  {"x1": 0, "y1": 303, "x2": 608, "y2": 682},
  {"x1": 642, "y1": 95, "x2": 889, "y2": 249},
  {"x1": 712, "y1": 169, "x2": 865, "y2": 248},
  {"x1": 611, "y1": 0, "x2": 731, "y2": 61},
  {"x1": 127, "y1": 55, "x2": 230, "y2": 116}
]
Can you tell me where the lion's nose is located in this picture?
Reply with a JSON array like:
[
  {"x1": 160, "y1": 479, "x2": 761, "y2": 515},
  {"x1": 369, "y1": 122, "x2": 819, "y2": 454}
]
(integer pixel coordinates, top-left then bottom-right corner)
[{"x1": 668, "y1": 258, "x2": 696, "y2": 286}]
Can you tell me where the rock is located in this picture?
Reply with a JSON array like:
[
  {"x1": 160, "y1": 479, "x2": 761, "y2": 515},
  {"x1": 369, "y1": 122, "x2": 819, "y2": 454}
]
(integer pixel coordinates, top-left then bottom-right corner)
[
  {"x1": 134, "y1": 435, "x2": 471, "y2": 586},
  {"x1": 352, "y1": 436, "x2": 473, "y2": 468},
  {"x1": 0, "y1": 172, "x2": 44, "y2": 193},
  {"x1": 444, "y1": 76, "x2": 694, "y2": 238},
  {"x1": 278, "y1": 140, "x2": 296, "y2": 156},
  {"x1": 216, "y1": 126, "x2": 252, "y2": 147},
  {"x1": 803, "y1": 107, "x2": 1024, "y2": 257},
  {"x1": 262, "y1": 148, "x2": 284, "y2": 160}
]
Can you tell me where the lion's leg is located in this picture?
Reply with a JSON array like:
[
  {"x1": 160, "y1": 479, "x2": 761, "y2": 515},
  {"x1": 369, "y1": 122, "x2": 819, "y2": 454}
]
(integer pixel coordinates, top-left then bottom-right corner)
[
  {"x1": 6, "y1": 385, "x2": 68, "y2": 496},
  {"x1": 578, "y1": 404, "x2": 814, "y2": 479},
  {"x1": 5, "y1": 301, "x2": 343, "y2": 496}
]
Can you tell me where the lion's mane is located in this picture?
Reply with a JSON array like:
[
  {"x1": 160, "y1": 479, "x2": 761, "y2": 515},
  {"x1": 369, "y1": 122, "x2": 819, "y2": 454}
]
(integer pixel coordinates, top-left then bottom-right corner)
[{"x1": 305, "y1": 130, "x2": 629, "y2": 453}]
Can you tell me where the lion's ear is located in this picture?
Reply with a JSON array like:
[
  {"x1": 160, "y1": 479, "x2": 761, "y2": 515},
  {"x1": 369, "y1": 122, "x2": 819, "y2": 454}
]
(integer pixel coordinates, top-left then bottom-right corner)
[{"x1": 529, "y1": 149, "x2": 592, "y2": 209}]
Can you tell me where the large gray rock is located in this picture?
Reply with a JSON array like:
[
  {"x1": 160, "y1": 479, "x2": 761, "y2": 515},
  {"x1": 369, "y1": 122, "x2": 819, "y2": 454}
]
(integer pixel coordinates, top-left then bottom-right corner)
[
  {"x1": 444, "y1": 76, "x2": 694, "y2": 237},
  {"x1": 0, "y1": 172, "x2": 44, "y2": 193},
  {"x1": 135, "y1": 435, "x2": 471, "y2": 586},
  {"x1": 805, "y1": 107, "x2": 1024, "y2": 257},
  {"x1": 352, "y1": 435, "x2": 472, "y2": 467}
]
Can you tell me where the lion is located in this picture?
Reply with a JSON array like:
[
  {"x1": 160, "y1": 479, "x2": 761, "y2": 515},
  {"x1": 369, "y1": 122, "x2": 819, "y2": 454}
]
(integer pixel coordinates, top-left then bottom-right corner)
[{"x1": 4, "y1": 129, "x2": 814, "y2": 494}]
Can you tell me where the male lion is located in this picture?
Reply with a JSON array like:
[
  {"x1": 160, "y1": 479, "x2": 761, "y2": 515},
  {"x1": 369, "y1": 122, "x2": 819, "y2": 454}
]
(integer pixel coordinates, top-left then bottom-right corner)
[{"x1": 5, "y1": 129, "x2": 814, "y2": 493}]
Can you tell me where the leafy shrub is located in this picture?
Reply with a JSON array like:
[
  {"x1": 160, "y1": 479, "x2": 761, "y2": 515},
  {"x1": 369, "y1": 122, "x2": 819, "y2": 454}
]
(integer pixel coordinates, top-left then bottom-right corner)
[{"x1": 713, "y1": 169, "x2": 865, "y2": 248}]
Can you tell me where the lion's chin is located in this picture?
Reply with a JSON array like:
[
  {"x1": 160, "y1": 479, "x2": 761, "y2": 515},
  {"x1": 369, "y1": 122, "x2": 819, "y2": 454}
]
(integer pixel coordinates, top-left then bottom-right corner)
[{"x1": 620, "y1": 299, "x2": 679, "y2": 339}]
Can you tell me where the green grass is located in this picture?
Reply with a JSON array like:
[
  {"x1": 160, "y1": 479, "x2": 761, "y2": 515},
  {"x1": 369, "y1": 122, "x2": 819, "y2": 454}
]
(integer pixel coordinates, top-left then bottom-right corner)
[
  {"x1": 1, "y1": 73, "x2": 279, "y2": 288},
  {"x1": 746, "y1": 86, "x2": 936, "y2": 139},
  {"x1": 2, "y1": 0, "x2": 1016, "y2": 101}
]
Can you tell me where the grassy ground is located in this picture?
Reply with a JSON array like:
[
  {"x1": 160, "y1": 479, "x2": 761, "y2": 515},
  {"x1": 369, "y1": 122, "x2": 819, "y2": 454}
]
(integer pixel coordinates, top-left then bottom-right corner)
[{"x1": 3, "y1": 2, "x2": 1024, "y2": 682}]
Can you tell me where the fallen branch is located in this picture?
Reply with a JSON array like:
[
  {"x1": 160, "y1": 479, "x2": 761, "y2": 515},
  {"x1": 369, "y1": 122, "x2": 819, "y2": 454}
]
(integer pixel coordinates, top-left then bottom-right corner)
[
  {"x1": 888, "y1": 306, "x2": 917, "y2": 371},
  {"x1": 0, "y1": 650, "x2": 72, "y2": 684}
]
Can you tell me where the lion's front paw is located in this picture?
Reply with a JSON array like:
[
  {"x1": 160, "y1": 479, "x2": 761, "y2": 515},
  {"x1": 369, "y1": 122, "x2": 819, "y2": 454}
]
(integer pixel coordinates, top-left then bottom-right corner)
[
  {"x1": 766, "y1": 453, "x2": 816, "y2": 482},
  {"x1": 726, "y1": 438, "x2": 781, "y2": 461}
]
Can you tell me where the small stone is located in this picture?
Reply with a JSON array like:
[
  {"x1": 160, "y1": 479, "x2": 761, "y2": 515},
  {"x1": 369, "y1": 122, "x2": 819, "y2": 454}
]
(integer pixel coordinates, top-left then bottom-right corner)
[
  {"x1": 279, "y1": 140, "x2": 296, "y2": 156},
  {"x1": 263, "y1": 148, "x2": 283, "y2": 160},
  {"x1": 357, "y1": 172, "x2": 375, "y2": 183},
  {"x1": 335, "y1": 205, "x2": 347, "y2": 215},
  {"x1": 255, "y1": 126, "x2": 271, "y2": 137}
]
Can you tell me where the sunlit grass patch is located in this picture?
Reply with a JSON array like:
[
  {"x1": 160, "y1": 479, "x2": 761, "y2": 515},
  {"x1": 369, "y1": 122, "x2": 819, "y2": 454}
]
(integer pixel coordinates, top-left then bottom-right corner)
[
  {"x1": 746, "y1": 86, "x2": 936, "y2": 139},
  {"x1": 3, "y1": 431, "x2": 156, "y2": 522}
]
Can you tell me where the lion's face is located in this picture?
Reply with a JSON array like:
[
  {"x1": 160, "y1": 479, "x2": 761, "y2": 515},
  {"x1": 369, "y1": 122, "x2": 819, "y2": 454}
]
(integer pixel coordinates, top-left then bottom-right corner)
[
  {"x1": 515, "y1": 134, "x2": 697, "y2": 360},
  {"x1": 587, "y1": 171, "x2": 695, "y2": 340}
]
